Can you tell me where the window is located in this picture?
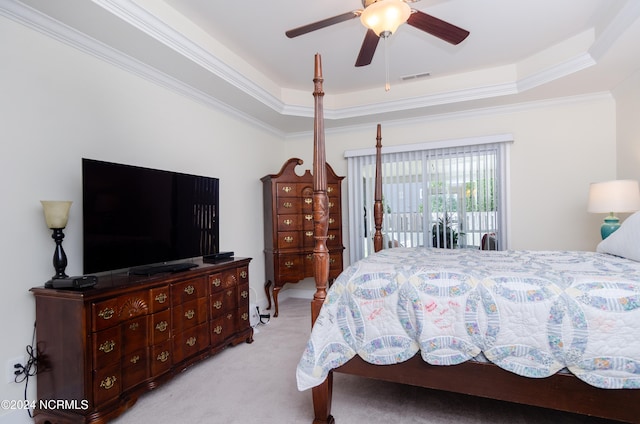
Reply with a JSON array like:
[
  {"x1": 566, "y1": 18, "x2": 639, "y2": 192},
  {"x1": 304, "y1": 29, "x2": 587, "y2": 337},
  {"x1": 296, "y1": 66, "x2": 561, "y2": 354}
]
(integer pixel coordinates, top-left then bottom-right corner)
[{"x1": 345, "y1": 134, "x2": 511, "y2": 262}]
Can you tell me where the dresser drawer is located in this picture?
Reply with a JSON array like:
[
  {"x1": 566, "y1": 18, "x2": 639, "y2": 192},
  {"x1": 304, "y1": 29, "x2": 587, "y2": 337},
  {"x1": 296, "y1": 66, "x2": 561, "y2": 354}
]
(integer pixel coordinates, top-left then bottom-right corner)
[
  {"x1": 327, "y1": 230, "x2": 342, "y2": 247},
  {"x1": 302, "y1": 229, "x2": 315, "y2": 248},
  {"x1": 93, "y1": 326, "x2": 121, "y2": 370},
  {"x1": 276, "y1": 254, "x2": 304, "y2": 281},
  {"x1": 211, "y1": 287, "x2": 237, "y2": 318},
  {"x1": 92, "y1": 298, "x2": 119, "y2": 332},
  {"x1": 122, "y1": 315, "x2": 148, "y2": 355},
  {"x1": 237, "y1": 304, "x2": 250, "y2": 332},
  {"x1": 172, "y1": 277, "x2": 207, "y2": 306},
  {"x1": 277, "y1": 214, "x2": 302, "y2": 231},
  {"x1": 121, "y1": 347, "x2": 148, "y2": 391},
  {"x1": 238, "y1": 282, "x2": 249, "y2": 308},
  {"x1": 150, "y1": 309, "x2": 171, "y2": 345},
  {"x1": 150, "y1": 339, "x2": 172, "y2": 375},
  {"x1": 92, "y1": 290, "x2": 150, "y2": 332},
  {"x1": 300, "y1": 186, "x2": 314, "y2": 213},
  {"x1": 276, "y1": 182, "x2": 300, "y2": 197},
  {"x1": 173, "y1": 323, "x2": 209, "y2": 363},
  {"x1": 276, "y1": 197, "x2": 301, "y2": 214},
  {"x1": 93, "y1": 364, "x2": 121, "y2": 406},
  {"x1": 211, "y1": 312, "x2": 236, "y2": 346},
  {"x1": 277, "y1": 231, "x2": 301, "y2": 249},
  {"x1": 237, "y1": 265, "x2": 248, "y2": 284},
  {"x1": 149, "y1": 285, "x2": 170, "y2": 313},
  {"x1": 173, "y1": 297, "x2": 208, "y2": 332},
  {"x1": 302, "y1": 212, "x2": 314, "y2": 230}
]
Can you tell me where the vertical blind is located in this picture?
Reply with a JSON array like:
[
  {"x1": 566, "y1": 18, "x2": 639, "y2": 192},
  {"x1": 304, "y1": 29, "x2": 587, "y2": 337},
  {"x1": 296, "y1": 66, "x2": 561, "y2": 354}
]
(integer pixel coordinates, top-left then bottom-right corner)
[{"x1": 346, "y1": 136, "x2": 511, "y2": 263}]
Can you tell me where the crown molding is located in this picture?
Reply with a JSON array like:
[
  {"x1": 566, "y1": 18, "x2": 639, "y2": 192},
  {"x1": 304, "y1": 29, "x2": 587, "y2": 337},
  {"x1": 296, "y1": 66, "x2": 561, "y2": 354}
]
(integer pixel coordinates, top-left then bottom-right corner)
[
  {"x1": 0, "y1": 0, "x2": 287, "y2": 137},
  {"x1": 2, "y1": 0, "x2": 635, "y2": 135}
]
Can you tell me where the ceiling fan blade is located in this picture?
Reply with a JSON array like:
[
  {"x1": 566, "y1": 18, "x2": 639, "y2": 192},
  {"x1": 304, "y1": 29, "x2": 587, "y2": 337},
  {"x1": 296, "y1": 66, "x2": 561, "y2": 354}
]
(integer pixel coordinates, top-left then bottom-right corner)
[
  {"x1": 355, "y1": 29, "x2": 380, "y2": 67},
  {"x1": 406, "y1": 10, "x2": 469, "y2": 45},
  {"x1": 285, "y1": 11, "x2": 360, "y2": 38}
]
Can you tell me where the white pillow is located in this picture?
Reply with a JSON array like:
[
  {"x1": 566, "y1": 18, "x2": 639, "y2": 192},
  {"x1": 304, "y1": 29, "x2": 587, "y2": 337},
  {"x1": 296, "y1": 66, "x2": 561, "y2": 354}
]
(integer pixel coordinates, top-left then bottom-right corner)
[{"x1": 596, "y1": 211, "x2": 640, "y2": 261}]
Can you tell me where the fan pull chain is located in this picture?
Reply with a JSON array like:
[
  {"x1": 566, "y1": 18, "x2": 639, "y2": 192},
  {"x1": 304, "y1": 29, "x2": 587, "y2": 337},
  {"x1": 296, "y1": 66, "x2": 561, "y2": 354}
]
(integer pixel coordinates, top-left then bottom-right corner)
[{"x1": 384, "y1": 34, "x2": 390, "y2": 91}]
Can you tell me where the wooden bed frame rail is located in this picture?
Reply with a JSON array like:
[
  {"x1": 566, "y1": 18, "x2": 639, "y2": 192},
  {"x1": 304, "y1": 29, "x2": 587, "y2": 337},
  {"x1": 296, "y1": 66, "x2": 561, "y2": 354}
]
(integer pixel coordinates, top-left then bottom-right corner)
[{"x1": 308, "y1": 53, "x2": 639, "y2": 424}]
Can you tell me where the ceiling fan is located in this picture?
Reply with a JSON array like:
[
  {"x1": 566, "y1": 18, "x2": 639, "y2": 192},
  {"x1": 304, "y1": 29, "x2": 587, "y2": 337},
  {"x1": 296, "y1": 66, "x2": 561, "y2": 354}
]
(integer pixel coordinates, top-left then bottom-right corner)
[{"x1": 285, "y1": 0, "x2": 470, "y2": 67}]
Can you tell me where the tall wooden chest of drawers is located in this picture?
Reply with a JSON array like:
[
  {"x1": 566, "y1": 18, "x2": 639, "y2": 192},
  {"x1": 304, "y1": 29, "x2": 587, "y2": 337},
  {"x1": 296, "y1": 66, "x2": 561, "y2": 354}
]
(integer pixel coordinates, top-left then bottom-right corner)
[
  {"x1": 30, "y1": 257, "x2": 252, "y2": 424},
  {"x1": 262, "y1": 158, "x2": 344, "y2": 317}
]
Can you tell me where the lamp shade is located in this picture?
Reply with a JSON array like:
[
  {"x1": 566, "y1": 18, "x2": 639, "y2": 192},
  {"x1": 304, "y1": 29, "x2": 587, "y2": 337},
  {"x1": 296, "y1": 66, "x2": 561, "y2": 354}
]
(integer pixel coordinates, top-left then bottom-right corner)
[
  {"x1": 41, "y1": 201, "x2": 72, "y2": 229},
  {"x1": 587, "y1": 180, "x2": 640, "y2": 213},
  {"x1": 360, "y1": 0, "x2": 411, "y2": 36}
]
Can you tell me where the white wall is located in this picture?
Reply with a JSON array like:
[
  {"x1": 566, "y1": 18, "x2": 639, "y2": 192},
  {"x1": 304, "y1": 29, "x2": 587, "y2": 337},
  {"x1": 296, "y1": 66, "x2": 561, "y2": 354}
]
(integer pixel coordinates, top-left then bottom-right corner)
[
  {"x1": 613, "y1": 68, "x2": 640, "y2": 182},
  {"x1": 0, "y1": 16, "x2": 284, "y2": 421}
]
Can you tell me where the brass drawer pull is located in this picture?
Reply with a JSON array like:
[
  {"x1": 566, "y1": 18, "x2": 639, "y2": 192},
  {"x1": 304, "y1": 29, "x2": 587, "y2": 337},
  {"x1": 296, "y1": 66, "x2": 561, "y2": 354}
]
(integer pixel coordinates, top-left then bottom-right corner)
[
  {"x1": 329, "y1": 218, "x2": 335, "y2": 224},
  {"x1": 330, "y1": 258, "x2": 336, "y2": 265},
  {"x1": 283, "y1": 219, "x2": 293, "y2": 226},
  {"x1": 100, "y1": 376, "x2": 117, "y2": 390},
  {"x1": 241, "y1": 290, "x2": 248, "y2": 299},
  {"x1": 214, "y1": 300, "x2": 222, "y2": 310},
  {"x1": 284, "y1": 236, "x2": 294, "y2": 243},
  {"x1": 306, "y1": 231, "x2": 313, "y2": 237},
  {"x1": 304, "y1": 198, "x2": 312, "y2": 204},
  {"x1": 305, "y1": 214, "x2": 312, "y2": 221},
  {"x1": 281, "y1": 186, "x2": 293, "y2": 193},
  {"x1": 185, "y1": 309, "x2": 195, "y2": 320},
  {"x1": 240, "y1": 270, "x2": 247, "y2": 279},
  {"x1": 186, "y1": 337, "x2": 197, "y2": 347},
  {"x1": 283, "y1": 202, "x2": 293, "y2": 208},
  {"x1": 327, "y1": 187, "x2": 334, "y2": 193},
  {"x1": 212, "y1": 278, "x2": 221, "y2": 287},
  {"x1": 157, "y1": 351, "x2": 170, "y2": 362},
  {"x1": 155, "y1": 293, "x2": 167, "y2": 303},
  {"x1": 98, "y1": 308, "x2": 114, "y2": 320},
  {"x1": 328, "y1": 234, "x2": 335, "y2": 240},
  {"x1": 284, "y1": 261, "x2": 294, "y2": 268},
  {"x1": 156, "y1": 321, "x2": 168, "y2": 332},
  {"x1": 129, "y1": 322, "x2": 139, "y2": 330},
  {"x1": 242, "y1": 312, "x2": 248, "y2": 321},
  {"x1": 130, "y1": 355, "x2": 140, "y2": 364},
  {"x1": 213, "y1": 325, "x2": 223, "y2": 335},
  {"x1": 99, "y1": 340, "x2": 115, "y2": 353},
  {"x1": 328, "y1": 201, "x2": 334, "y2": 208},
  {"x1": 184, "y1": 285, "x2": 195, "y2": 295}
]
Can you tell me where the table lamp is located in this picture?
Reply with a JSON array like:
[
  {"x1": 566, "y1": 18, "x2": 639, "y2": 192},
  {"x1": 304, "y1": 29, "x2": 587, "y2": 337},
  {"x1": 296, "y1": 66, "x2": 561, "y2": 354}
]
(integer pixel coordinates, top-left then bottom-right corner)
[
  {"x1": 587, "y1": 180, "x2": 640, "y2": 239},
  {"x1": 41, "y1": 200, "x2": 72, "y2": 280}
]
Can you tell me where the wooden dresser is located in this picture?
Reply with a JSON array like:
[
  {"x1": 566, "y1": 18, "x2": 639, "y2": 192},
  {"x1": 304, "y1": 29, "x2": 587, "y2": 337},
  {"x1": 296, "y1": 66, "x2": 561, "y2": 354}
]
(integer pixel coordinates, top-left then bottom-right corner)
[
  {"x1": 30, "y1": 257, "x2": 252, "y2": 424},
  {"x1": 262, "y1": 158, "x2": 344, "y2": 317}
]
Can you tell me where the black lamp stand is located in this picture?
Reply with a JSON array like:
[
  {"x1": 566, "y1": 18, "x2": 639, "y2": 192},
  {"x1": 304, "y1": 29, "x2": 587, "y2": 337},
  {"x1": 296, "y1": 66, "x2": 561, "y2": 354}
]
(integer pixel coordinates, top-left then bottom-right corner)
[{"x1": 50, "y1": 227, "x2": 68, "y2": 280}]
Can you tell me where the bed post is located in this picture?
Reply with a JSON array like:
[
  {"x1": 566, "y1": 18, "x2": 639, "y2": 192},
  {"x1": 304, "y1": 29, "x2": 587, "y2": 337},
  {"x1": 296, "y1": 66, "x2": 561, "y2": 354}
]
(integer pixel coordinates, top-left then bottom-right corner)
[
  {"x1": 310, "y1": 53, "x2": 334, "y2": 424},
  {"x1": 373, "y1": 124, "x2": 383, "y2": 253}
]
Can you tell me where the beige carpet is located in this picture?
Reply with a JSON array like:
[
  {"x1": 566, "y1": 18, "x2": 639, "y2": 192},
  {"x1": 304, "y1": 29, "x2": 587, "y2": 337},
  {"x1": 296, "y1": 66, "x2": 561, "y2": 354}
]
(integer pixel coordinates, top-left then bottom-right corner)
[{"x1": 111, "y1": 297, "x2": 619, "y2": 424}]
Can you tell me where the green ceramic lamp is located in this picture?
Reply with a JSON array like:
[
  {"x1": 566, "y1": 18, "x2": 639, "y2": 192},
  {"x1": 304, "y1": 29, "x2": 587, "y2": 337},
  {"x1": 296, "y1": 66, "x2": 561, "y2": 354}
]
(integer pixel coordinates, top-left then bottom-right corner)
[{"x1": 587, "y1": 180, "x2": 640, "y2": 239}]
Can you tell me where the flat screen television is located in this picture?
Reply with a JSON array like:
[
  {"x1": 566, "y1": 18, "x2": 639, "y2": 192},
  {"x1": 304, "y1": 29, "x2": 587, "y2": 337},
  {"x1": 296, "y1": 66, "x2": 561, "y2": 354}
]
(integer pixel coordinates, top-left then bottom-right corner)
[{"x1": 82, "y1": 158, "x2": 219, "y2": 274}]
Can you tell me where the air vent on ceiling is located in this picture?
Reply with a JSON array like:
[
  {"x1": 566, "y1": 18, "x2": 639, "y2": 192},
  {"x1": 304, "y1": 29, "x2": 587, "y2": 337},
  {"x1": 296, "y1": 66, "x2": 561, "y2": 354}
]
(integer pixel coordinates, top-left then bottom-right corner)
[{"x1": 400, "y1": 72, "x2": 431, "y2": 81}]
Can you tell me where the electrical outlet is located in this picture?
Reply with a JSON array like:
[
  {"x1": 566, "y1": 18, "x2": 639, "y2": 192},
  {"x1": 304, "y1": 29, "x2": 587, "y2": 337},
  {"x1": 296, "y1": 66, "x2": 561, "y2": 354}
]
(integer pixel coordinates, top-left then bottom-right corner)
[{"x1": 6, "y1": 356, "x2": 24, "y2": 383}]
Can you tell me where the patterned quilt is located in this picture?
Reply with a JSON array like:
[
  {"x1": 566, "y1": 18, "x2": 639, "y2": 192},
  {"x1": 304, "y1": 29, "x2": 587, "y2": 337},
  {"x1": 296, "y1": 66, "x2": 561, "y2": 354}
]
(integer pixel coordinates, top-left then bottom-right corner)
[{"x1": 296, "y1": 248, "x2": 640, "y2": 391}]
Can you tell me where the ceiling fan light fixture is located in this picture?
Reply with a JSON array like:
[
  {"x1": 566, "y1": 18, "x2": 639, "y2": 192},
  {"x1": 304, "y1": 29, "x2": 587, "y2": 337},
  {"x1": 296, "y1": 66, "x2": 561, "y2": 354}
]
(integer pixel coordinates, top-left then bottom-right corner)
[{"x1": 360, "y1": 0, "x2": 411, "y2": 37}]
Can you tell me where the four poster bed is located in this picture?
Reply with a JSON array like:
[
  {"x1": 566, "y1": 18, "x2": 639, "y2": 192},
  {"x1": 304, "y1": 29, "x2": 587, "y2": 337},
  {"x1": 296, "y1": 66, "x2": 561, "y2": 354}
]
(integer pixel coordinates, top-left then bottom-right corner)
[{"x1": 300, "y1": 53, "x2": 640, "y2": 423}]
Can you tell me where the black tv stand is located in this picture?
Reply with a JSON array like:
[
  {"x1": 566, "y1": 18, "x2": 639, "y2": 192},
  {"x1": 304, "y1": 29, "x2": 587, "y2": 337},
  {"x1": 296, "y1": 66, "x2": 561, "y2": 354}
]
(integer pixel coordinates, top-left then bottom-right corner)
[{"x1": 129, "y1": 262, "x2": 198, "y2": 276}]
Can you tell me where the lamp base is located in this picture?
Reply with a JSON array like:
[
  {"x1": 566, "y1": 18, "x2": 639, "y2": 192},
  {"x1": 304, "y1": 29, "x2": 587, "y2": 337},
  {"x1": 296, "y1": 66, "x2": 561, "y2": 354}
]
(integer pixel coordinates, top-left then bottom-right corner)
[{"x1": 601, "y1": 214, "x2": 620, "y2": 239}]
